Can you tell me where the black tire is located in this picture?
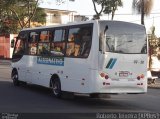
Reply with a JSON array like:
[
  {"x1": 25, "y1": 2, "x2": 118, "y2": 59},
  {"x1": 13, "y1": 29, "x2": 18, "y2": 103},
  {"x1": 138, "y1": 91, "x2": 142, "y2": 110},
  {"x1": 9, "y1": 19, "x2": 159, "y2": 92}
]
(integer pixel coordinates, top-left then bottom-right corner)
[
  {"x1": 11, "y1": 70, "x2": 20, "y2": 86},
  {"x1": 51, "y1": 78, "x2": 62, "y2": 98}
]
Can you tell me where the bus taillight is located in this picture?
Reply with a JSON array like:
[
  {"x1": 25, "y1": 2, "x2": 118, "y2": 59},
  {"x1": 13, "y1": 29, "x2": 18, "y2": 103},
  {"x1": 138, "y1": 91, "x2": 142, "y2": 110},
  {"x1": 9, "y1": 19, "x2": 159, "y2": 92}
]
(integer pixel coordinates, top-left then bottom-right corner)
[
  {"x1": 100, "y1": 73, "x2": 105, "y2": 78},
  {"x1": 100, "y1": 72, "x2": 109, "y2": 80},
  {"x1": 105, "y1": 75, "x2": 109, "y2": 79},
  {"x1": 137, "y1": 76, "x2": 141, "y2": 80},
  {"x1": 140, "y1": 74, "x2": 144, "y2": 79},
  {"x1": 137, "y1": 74, "x2": 144, "y2": 80}
]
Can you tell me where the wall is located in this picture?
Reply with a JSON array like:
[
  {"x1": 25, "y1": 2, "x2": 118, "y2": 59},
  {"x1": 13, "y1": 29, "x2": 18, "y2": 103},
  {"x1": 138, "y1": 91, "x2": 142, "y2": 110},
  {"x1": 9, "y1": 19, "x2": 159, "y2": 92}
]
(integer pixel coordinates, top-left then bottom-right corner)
[
  {"x1": 0, "y1": 36, "x2": 10, "y2": 59},
  {"x1": 0, "y1": 34, "x2": 17, "y2": 59}
]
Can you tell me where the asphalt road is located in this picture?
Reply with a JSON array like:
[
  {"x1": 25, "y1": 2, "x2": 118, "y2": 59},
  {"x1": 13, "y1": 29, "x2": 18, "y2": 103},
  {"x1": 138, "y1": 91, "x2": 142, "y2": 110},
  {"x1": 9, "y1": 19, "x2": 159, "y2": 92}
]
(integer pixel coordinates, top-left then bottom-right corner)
[{"x1": 0, "y1": 64, "x2": 160, "y2": 118}]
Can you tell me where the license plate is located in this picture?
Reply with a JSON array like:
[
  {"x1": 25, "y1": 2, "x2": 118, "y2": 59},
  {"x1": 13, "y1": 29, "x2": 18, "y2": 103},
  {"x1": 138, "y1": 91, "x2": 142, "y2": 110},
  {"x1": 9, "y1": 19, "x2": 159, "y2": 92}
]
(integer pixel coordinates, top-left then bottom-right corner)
[{"x1": 119, "y1": 71, "x2": 129, "y2": 77}]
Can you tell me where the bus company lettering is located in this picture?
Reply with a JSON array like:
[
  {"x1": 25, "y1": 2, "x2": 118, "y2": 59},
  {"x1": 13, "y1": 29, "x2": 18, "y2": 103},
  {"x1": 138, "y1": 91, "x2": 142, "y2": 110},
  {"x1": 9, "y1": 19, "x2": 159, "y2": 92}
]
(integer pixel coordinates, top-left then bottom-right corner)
[{"x1": 37, "y1": 56, "x2": 64, "y2": 66}]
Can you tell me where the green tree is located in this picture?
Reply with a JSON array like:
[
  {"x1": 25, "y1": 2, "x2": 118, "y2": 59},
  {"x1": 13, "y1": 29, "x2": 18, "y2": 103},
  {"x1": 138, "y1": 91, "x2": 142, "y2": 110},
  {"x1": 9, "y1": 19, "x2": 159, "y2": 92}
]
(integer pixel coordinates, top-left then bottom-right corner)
[
  {"x1": 0, "y1": 1, "x2": 19, "y2": 35},
  {"x1": 0, "y1": 0, "x2": 46, "y2": 34},
  {"x1": 132, "y1": 0, "x2": 153, "y2": 25},
  {"x1": 92, "y1": 0, "x2": 123, "y2": 20},
  {"x1": 32, "y1": 7, "x2": 47, "y2": 25},
  {"x1": 148, "y1": 26, "x2": 159, "y2": 70},
  {"x1": 103, "y1": 0, "x2": 123, "y2": 20},
  {"x1": 92, "y1": 0, "x2": 105, "y2": 19}
]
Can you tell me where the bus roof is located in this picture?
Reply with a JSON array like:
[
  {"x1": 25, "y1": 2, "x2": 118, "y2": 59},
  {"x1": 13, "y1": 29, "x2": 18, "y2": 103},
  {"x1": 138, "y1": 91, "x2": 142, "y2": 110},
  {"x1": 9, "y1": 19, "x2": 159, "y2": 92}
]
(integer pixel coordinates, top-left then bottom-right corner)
[{"x1": 21, "y1": 20, "x2": 144, "y2": 31}]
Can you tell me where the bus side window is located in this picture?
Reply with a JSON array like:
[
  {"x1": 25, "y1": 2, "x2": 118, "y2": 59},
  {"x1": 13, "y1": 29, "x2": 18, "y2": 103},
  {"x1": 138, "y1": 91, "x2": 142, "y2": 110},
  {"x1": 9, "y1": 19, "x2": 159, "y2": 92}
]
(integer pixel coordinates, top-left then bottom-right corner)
[
  {"x1": 50, "y1": 29, "x2": 65, "y2": 56},
  {"x1": 66, "y1": 28, "x2": 81, "y2": 57},
  {"x1": 66, "y1": 26, "x2": 92, "y2": 58},
  {"x1": 14, "y1": 38, "x2": 25, "y2": 55},
  {"x1": 38, "y1": 30, "x2": 51, "y2": 55},
  {"x1": 28, "y1": 32, "x2": 38, "y2": 55},
  {"x1": 79, "y1": 28, "x2": 92, "y2": 57},
  {"x1": 12, "y1": 32, "x2": 27, "y2": 60}
]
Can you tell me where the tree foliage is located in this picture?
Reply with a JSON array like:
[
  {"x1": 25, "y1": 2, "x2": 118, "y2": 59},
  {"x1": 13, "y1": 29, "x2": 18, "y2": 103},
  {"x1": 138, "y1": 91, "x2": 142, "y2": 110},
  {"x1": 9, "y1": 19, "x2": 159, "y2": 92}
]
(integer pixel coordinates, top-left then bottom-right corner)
[
  {"x1": 148, "y1": 26, "x2": 158, "y2": 69},
  {"x1": 103, "y1": 0, "x2": 123, "y2": 20},
  {"x1": 32, "y1": 7, "x2": 47, "y2": 24},
  {"x1": 132, "y1": 0, "x2": 153, "y2": 25},
  {"x1": 92, "y1": 0, "x2": 123, "y2": 20},
  {"x1": 92, "y1": 0, "x2": 105, "y2": 19},
  {"x1": 0, "y1": 0, "x2": 46, "y2": 35}
]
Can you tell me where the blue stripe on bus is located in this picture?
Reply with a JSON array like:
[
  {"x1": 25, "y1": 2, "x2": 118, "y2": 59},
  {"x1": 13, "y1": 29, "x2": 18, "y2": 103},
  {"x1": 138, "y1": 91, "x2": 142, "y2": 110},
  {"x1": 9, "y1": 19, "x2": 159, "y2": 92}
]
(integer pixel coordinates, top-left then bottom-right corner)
[
  {"x1": 108, "y1": 58, "x2": 117, "y2": 69},
  {"x1": 106, "y1": 58, "x2": 117, "y2": 69},
  {"x1": 106, "y1": 58, "x2": 114, "y2": 69}
]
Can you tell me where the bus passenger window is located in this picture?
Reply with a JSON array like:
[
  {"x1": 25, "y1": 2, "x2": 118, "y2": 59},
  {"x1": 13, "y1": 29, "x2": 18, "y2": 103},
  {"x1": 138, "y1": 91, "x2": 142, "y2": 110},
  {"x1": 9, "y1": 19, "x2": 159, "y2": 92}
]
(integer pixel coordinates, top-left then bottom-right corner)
[
  {"x1": 66, "y1": 26, "x2": 92, "y2": 57},
  {"x1": 28, "y1": 32, "x2": 38, "y2": 55},
  {"x1": 50, "y1": 29, "x2": 65, "y2": 56},
  {"x1": 14, "y1": 39, "x2": 24, "y2": 55},
  {"x1": 38, "y1": 30, "x2": 51, "y2": 55},
  {"x1": 51, "y1": 43, "x2": 65, "y2": 56},
  {"x1": 12, "y1": 32, "x2": 27, "y2": 60},
  {"x1": 80, "y1": 29, "x2": 92, "y2": 57},
  {"x1": 38, "y1": 43, "x2": 50, "y2": 55},
  {"x1": 66, "y1": 28, "x2": 80, "y2": 57},
  {"x1": 29, "y1": 43, "x2": 37, "y2": 55}
]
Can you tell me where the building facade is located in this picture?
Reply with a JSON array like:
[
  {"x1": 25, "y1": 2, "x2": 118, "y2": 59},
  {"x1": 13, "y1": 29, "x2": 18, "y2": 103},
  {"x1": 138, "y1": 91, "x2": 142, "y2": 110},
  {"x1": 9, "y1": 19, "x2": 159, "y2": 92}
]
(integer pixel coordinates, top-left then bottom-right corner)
[{"x1": 44, "y1": 8, "x2": 77, "y2": 26}]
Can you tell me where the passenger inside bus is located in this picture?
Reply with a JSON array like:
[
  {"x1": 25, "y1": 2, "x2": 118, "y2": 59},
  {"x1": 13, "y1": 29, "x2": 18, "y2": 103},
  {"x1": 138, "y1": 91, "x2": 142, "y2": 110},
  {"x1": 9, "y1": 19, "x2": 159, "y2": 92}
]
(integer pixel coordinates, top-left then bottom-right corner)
[
  {"x1": 51, "y1": 42, "x2": 65, "y2": 56},
  {"x1": 66, "y1": 34, "x2": 75, "y2": 56},
  {"x1": 29, "y1": 34, "x2": 38, "y2": 55},
  {"x1": 15, "y1": 39, "x2": 24, "y2": 55},
  {"x1": 74, "y1": 33, "x2": 81, "y2": 56},
  {"x1": 66, "y1": 28, "x2": 92, "y2": 57}
]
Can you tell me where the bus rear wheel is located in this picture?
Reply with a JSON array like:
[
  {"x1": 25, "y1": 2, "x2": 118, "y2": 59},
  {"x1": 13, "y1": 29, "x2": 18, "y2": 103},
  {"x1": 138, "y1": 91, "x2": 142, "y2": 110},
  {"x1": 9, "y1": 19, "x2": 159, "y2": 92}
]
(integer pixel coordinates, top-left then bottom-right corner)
[
  {"x1": 11, "y1": 70, "x2": 20, "y2": 86},
  {"x1": 51, "y1": 78, "x2": 62, "y2": 98}
]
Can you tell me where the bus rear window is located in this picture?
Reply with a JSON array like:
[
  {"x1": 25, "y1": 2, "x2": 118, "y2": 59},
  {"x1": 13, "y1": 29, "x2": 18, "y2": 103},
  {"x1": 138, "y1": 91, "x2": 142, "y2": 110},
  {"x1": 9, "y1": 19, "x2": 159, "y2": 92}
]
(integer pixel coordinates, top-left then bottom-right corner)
[
  {"x1": 104, "y1": 34, "x2": 147, "y2": 54},
  {"x1": 99, "y1": 21, "x2": 147, "y2": 54}
]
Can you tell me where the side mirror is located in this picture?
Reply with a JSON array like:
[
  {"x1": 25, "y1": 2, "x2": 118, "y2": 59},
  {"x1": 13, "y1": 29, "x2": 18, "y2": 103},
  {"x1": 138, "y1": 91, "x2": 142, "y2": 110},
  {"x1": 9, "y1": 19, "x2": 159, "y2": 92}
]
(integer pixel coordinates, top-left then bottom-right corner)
[{"x1": 11, "y1": 39, "x2": 15, "y2": 48}]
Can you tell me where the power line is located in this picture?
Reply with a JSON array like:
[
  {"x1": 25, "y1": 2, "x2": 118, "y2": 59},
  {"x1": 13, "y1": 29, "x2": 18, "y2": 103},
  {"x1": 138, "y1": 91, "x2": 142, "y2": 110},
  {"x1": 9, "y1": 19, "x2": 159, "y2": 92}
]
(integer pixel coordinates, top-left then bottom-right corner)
[
  {"x1": 80, "y1": 12, "x2": 160, "y2": 16},
  {"x1": 129, "y1": 16, "x2": 160, "y2": 23}
]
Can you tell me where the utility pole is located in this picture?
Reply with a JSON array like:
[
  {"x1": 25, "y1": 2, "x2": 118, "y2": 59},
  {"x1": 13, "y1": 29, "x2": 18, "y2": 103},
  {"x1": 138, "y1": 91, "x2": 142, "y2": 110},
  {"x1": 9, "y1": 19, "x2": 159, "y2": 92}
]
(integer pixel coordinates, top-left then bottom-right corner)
[
  {"x1": 27, "y1": 1, "x2": 31, "y2": 28},
  {"x1": 141, "y1": 0, "x2": 144, "y2": 25}
]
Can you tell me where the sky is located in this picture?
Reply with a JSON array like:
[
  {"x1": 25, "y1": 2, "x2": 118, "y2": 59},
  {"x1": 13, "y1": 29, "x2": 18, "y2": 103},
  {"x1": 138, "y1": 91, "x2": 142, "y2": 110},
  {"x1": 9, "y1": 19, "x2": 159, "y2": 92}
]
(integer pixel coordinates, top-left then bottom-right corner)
[{"x1": 39, "y1": 0, "x2": 160, "y2": 37}]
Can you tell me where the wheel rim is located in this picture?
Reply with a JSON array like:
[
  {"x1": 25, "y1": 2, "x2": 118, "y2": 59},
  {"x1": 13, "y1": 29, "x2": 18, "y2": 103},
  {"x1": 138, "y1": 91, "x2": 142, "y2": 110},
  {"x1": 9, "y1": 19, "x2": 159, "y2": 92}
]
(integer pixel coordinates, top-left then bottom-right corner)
[
  {"x1": 12, "y1": 73, "x2": 18, "y2": 82},
  {"x1": 52, "y1": 81, "x2": 60, "y2": 96}
]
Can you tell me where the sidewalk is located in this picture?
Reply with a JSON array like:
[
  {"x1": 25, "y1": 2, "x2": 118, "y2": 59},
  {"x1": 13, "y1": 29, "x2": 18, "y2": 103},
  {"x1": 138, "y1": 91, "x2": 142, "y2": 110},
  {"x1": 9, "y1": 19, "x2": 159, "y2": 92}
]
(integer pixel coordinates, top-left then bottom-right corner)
[
  {"x1": 0, "y1": 59, "x2": 11, "y2": 65},
  {"x1": 148, "y1": 79, "x2": 160, "y2": 89}
]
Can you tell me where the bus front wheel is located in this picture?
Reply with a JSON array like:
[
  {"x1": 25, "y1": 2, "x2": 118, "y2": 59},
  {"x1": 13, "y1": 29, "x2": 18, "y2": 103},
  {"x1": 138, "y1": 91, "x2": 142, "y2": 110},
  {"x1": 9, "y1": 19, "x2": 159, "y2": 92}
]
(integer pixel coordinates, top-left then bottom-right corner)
[
  {"x1": 11, "y1": 70, "x2": 20, "y2": 86},
  {"x1": 51, "y1": 78, "x2": 62, "y2": 98}
]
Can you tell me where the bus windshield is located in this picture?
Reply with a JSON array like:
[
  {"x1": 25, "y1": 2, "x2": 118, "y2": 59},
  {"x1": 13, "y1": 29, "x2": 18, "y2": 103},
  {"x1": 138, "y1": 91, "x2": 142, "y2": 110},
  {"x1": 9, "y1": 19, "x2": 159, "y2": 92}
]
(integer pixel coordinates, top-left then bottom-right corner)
[{"x1": 99, "y1": 21, "x2": 147, "y2": 54}]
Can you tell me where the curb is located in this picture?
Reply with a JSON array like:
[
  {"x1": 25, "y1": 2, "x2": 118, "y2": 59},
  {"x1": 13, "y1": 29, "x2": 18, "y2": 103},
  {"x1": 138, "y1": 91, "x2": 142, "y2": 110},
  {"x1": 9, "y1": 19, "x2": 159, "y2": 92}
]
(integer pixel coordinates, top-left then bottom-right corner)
[
  {"x1": 148, "y1": 85, "x2": 160, "y2": 89},
  {"x1": 148, "y1": 82, "x2": 160, "y2": 89}
]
